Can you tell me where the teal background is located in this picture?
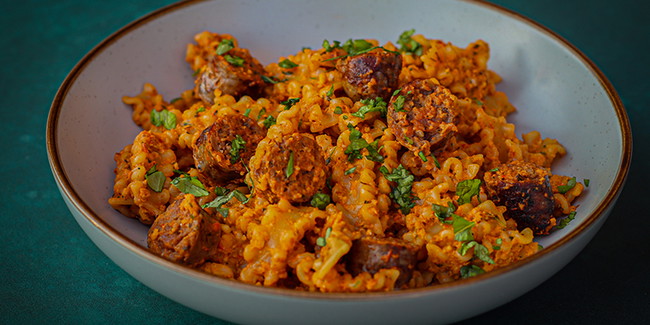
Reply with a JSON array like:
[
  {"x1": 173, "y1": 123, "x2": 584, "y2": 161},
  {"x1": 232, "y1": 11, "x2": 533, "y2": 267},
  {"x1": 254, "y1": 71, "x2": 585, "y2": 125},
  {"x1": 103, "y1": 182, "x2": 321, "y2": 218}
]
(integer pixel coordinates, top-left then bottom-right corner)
[{"x1": 1, "y1": 0, "x2": 647, "y2": 323}]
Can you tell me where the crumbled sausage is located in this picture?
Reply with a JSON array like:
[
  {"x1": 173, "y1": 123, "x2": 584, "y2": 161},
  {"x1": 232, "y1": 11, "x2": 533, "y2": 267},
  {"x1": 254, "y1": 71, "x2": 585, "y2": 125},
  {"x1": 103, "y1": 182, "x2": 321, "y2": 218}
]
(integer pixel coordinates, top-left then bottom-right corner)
[
  {"x1": 345, "y1": 237, "x2": 419, "y2": 288},
  {"x1": 483, "y1": 161, "x2": 556, "y2": 235},
  {"x1": 249, "y1": 133, "x2": 328, "y2": 203},
  {"x1": 193, "y1": 114, "x2": 265, "y2": 184},
  {"x1": 336, "y1": 48, "x2": 402, "y2": 102},
  {"x1": 387, "y1": 79, "x2": 458, "y2": 156},
  {"x1": 147, "y1": 195, "x2": 221, "y2": 266}
]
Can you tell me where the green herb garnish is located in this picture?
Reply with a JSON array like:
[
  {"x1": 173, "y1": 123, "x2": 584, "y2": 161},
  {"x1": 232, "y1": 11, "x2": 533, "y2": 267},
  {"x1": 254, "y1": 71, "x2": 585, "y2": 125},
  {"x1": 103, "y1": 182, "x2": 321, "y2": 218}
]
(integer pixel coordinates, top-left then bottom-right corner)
[
  {"x1": 493, "y1": 238, "x2": 502, "y2": 251},
  {"x1": 316, "y1": 227, "x2": 332, "y2": 247},
  {"x1": 285, "y1": 151, "x2": 295, "y2": 178},
  {"x1": 145, "y1": 165, "x2": 165, "y2": 192},
  {"x1": 558, "y1": 177, "x2": 577, "y2": 193},
  {"x1": 224, "y1": 54, "x2": 244, "y2": 67},
  {"x1": 333, "y1": 106, "x2": 343, "y2": 114},
  {"x1": 379, "y1": 164, "x2": 418, "y2": 214},
  {"x1": 456, "y1": 179, "x2": 481, "y2": 205},
  {"x1": 418, "y1": 151, "x2": 428, "y2": 162},
  {"x1": 216, "y1": 39, "x2": 235, "y2": 55},
  {"x1": 344, "y1": 166, "x2": 357, "y2": 175},
  {"x1": 397, "y1": 29, "x2": 423, "y2": 56},
  {"x1": 150, "y1": 109, "x2": 177, "y2": 130},
  {"x1": 460, "y1": 265, "x2": 486, "y2": 279},
  {"x1": 459, "y1": 241, "x2": 495, "y2": 264},
  {"x1": 556, "y1": 211, "x2": 577, "y2": 229},
  {"x1": 281, "y1": 97, "x2": 300, "y2": 110},
  {"x1": 262, "y1": 115, "x2": 276, "y2": 128},
  {"x1": 171, "y1": 174, "x2": 209, "y2": 197},
  {"x1": 278, "y1": 58, "x2": 298, "y2": 68},
  {"x1": 202, "y1": 187, "x2": 249, "y2": 217},
  {"x1": 351, "y1": 97, "x2": 388, "y2": 119},
  {"x1": 431, "y1": 154, "x2": 441, "y2": 168},
  {"x1": 229, "y1": 135, "x2": 246, "y2": 164},
  {"x1": 311, "y1": 193, "x2": 331, "y2": 210}
]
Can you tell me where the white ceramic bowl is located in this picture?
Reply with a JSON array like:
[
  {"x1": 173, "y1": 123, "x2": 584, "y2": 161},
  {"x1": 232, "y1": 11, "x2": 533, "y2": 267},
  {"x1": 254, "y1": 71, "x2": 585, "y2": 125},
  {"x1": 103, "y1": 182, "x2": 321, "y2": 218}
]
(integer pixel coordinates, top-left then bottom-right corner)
[{"x1": 46, "y1": 0, "x2": 631, "y2": 324}]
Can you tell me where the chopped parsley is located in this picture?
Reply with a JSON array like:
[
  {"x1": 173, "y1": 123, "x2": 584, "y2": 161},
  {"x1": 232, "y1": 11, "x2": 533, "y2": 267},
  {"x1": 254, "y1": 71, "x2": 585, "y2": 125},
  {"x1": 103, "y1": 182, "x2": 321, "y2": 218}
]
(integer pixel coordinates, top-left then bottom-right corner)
[
  {"x1": 556, "y1": 211, "x2": 577, "y2": 229},
  {"x1": 431, "y1": 153, "x2": 441, "y2": 168},
  {"x1": 456, "y1": 179, "x2": 481, "y2": 205},
  {"x1": 322, "y1": 39, "x2": 400, "y2": 62},
  {"x1": 333, "y1": 106, "x2": 343, "y2": 114},
  {"x1": 145, "y1": 165, "x2": 165, "y2": 192},
  {"x1": 262, "y1": 75, "x2": 284, "y2": 84},
  {"x1": 262, "y1": 115, "x2": 276, "y2": 128},
  {"x1": 224, "y1": 54, "x2": 244, "y2": 67},
  {"x1": 418, "y1": 151, "x2": 428, "y2": 162},
  {"x1": 322, "y1": 39, "x2": 341, "y2": 52},
  {"x1": 202, "y1": 187, "x2": 249, "y2": 217},
  {"x1": 171, "y1": 174, "x2": 209, "y2": 197},
  {"x1": 584, "y1": 178, "x2": 590, "y2": 187},
  {"x1": 365, "y1": 140, "x2": 384, "y2": 163},
  {"x1": 229, "y1": 135, "x2": 246, "y2": 164},
  {"x1": 493, "y1": 238, "x2": 503, "y2": 251},
  {"x1": 316, "y1": 227, "x2": 332, "y2": 247},
  {"x1": 380, "y1": 164, "x2": 418, "y2": 214},
  {"x1": 397, "y1": 29, "x2": 423, "y2": 56},
  {"x1": 150, "y1": 109, "x2": 176, "y2": 130},
  {"x1": 459, "y1": 240, "x2": 495, "y2": 264},
  {"x1": 460, "y1": 265, "x2": 486, "y2": 279},
  {"x1": 281, "y1": 97, "x2": 300, "y2": 110},
  {"x1": 451, "y1": 213, "x2": 475, "y2": 241},
  {"x1": 488, "y1": 167, "x2": 499, "y2": 172},
  {"x1": 278, "y1": 58, "x2": 298, "y2": 68},
  {"x1": 196, "y1": 106, "x2": 206, "y2": 113},
  {"x1": 216, "y1": 39, "x2": 234, "y2": 55},
  {"x1": 326, "y1": 85, "x2": 334, "y2": 98},
  {"x1": 351, "y1": 97, "x2": 388, "y2": 119},
  {"x1": 344, "y1": 166, "x2": 357, "y2": 175},
  {"x1": 243, "y1": 108, "x2": 251, "y2": 117},
  {"x1": 285, "y1": 151, "x2": 295, "y2": 178},
  {"x1": 558, "y1": 177, "x2": 577, "y2": 194},
  {"x1": 310, "y1": 193, "x2": 331, "y2": 210},
  {"x1": 432, "y1": 201, "x2": 456, "y2": 221}
]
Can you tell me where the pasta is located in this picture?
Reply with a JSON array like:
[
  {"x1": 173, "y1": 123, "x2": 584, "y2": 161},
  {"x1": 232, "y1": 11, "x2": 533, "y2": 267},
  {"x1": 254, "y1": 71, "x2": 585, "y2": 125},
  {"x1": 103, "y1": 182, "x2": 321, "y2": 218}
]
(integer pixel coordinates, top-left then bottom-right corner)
[{"x1": 109, "y1": 30, "x2": 584, "y2": 292}]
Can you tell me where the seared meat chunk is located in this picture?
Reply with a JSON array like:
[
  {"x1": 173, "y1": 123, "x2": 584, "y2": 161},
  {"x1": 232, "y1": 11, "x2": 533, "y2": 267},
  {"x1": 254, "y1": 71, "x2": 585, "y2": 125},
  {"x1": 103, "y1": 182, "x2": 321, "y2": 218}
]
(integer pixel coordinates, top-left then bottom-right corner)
[
  {"x1": 193, "y1": 114, "x2": 265, "y2": 184},
  {"x1": 249, "y1": 133, "x2": 327, "y2": 203},
  {"x1": 195, "y1": 46, "x2": 265, "y2": 103},
  {"x1": 483, "y1": 161, "x2": 556, "y2": 235},
  {"x1": 147, "y1": 194, "x2": 221, "y2": 266},
  {"x1": 336, "y1": 48, "x2": 402, "y2": 102},
  {"x1": 387, "y1": 79, "x2": 458, "y2": 155},
  {"x1": 345, "y1": 237, "x2": 418, "y2": 288}
]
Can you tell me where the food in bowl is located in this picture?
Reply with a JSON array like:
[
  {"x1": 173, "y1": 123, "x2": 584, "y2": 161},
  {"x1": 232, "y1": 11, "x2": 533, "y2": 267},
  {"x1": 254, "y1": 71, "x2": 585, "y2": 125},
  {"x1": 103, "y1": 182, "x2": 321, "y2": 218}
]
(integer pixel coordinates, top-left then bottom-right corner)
[{"x1": 108, "y1": 30, "x2": 585, "y2": 292}]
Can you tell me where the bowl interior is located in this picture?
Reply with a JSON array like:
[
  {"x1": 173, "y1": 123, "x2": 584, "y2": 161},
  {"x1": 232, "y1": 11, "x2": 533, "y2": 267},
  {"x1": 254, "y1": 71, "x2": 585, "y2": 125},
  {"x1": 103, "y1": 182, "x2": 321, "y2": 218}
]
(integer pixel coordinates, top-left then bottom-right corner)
[{"x1": 51, "y1": 0, "x2": 626, "y2": 279}]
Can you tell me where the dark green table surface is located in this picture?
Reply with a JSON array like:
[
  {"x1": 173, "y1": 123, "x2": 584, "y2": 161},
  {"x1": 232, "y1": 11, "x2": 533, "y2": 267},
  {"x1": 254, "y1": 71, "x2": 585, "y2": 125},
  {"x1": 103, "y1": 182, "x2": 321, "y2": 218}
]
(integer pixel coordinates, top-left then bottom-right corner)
[{"x1": 1, "y1": 0, "x2": 647, "y2": 323}]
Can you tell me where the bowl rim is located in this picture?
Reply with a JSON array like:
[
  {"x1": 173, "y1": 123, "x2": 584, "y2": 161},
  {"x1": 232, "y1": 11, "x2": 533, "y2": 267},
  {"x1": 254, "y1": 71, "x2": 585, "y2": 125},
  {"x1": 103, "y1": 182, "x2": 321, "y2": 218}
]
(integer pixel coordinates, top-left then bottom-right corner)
[{"x1": 46, "y1": 0, "x2": 632, "y2": 301}]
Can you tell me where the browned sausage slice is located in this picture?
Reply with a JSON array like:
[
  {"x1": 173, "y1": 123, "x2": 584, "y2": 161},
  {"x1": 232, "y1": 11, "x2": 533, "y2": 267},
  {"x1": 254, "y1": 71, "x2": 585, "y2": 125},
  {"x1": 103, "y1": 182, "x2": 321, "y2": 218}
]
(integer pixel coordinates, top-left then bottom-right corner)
[
  {"x1": 249, "y1": 133, "x2": 328, "y2": 203},
  {"x1": 195, "y1": 47, "x2": 266, "y2": 104},
  {"x1": 345, "y1": 237, "x2": 418, "y2": 288},
  {"x1": 193, "y1": 114, "x2": 265, "y2": 184},
  {"x1": 336, "y1": 48, "x2": 402, "y2": 102},
  {"x1": 387, "y1": 79, "x2": 458, "y2": 156},
  {"x1": 483, "y1": 161, "x2": 556, "y2": 235},
  {"x1": 147, "y1": 195, "x2": 221, "y2": 266}
]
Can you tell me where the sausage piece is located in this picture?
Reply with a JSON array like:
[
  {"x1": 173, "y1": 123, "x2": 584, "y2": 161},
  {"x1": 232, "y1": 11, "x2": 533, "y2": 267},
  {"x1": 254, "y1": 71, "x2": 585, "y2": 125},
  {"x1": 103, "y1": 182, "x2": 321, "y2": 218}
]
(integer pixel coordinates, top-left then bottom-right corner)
[
  {"x1": 147, "y1": 194, "x2": 221, "y2": 266},
  {"x1": 195, "y1": 47, "x2": 266, "y2": 104},
  {"x1": 193, "y1": 114, "x2": 265, "y2": 184},
  {"x1": 336, "y1": 48, "x2": 402, "y2": 102},
  {"x1": 346, "y1": 237, "x2": 418, "y2": 288},
  {"x1": 483, "y1": 161, "x2": 556, "y2": 235},
  {"x1": 249, "y1": 133, "x2": 327, "y2": 203},
  {"x1": 387, "y1": 79, "x2": 458, "y2": 155}
]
